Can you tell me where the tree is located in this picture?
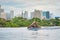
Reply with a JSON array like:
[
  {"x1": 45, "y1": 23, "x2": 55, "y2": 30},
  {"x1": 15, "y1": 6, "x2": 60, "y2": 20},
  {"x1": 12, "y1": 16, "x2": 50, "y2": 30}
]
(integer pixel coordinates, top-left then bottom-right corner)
[{"x1": 0, "y1": 18, "x2": 6, "y2": 27}]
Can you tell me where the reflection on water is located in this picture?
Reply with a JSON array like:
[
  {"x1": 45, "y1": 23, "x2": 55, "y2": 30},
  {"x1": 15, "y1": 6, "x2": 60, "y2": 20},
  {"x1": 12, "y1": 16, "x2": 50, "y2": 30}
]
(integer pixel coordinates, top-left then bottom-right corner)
[{"x1": 0, "y1": 26, "x2": 60, "y2": 40}]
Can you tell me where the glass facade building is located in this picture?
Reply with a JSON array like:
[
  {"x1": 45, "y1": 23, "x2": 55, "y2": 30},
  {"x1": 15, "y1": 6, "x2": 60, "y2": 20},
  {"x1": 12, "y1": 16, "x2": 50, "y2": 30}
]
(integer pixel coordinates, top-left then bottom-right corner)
[{"x1": 43, "y1": 11, "x2": 50, "y2": 19}]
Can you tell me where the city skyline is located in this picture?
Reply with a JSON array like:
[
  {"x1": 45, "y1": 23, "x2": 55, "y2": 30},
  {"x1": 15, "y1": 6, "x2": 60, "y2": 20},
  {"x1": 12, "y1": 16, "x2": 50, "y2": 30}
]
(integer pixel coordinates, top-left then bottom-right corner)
[
  {"x1": 0, "y1": 0, "x2": 60, "y2": 18},
  {"x1": 0, "y1": 5, "x2": 57, "y2": 19}
]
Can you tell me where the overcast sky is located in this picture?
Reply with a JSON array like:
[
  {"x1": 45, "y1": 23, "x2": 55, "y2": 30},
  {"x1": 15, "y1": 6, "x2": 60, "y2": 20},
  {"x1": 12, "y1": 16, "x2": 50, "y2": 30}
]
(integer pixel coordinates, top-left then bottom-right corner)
[{"x1": 0, "y1": 0, "x2": 60, "y2": 17}]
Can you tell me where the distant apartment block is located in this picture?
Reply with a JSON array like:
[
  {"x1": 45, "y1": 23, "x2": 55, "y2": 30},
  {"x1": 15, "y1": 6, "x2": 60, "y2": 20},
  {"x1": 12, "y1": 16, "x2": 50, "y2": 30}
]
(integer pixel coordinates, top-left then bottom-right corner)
[
  {"x1": 42, "y1": 11, "x2": 50, "y2": 20},
  {"x1": 31, "y1": 10, "x2": 42, "y2": 19},
  {"x1": 0, "y1": 5, "x2": 6, "y2": 19},
  {"x1": 21, "y1": 11, "x2": 28, "y2": 19},
  {"x1": 10, "y1": 10, "x2": 14, "y2": 19},
  {"x1": 23, "y1": 11, "x2": 28, "y2": 19},
  {"x1": 55, "y1": 17, "x2": 60, "y2": 19},
  {"x1": 6, "y1": 10, "x2": 14, "y2": 20},
  {"x1": 30, "y1": 10, "x2": 50, "y2": 20},
  {"x1": 0, "y1": 12, "x2": 6, "y2": 19},
  {"x1": 21, "y1": 11, "x2": 24, "y2": 18},
  {"x1": 6, "y1": 13, "x2": 11, "y2": 20}
]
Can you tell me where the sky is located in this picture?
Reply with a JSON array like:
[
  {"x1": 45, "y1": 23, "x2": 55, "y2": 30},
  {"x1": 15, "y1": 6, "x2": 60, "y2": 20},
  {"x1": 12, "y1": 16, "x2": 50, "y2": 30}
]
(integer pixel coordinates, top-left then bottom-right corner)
[{"x1": 0, "y1": 0, "x2": 60, "y2": 17}]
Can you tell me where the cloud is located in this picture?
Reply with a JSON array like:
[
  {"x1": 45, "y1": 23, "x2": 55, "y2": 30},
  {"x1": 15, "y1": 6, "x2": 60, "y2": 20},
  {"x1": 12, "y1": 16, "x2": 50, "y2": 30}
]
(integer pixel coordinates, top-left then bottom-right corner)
[
  {"x1": 0, "y1": 0, "x2": 59, "y2": 9},
  {"x1": 0, "y1": 0, "x2": 60, "y2": 8}
]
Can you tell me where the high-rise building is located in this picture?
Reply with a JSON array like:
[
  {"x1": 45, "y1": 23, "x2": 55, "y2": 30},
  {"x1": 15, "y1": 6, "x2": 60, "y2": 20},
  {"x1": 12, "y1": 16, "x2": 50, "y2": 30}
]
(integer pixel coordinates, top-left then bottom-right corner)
[
  {"x1": 6, "y1": 13, "x2": 11, "y2": 20},
  {"x1": 42, "y1": 11, "x2": 50, "y2": 19},
  {"x1": 0, "y1": 5, "x2": 4, "y2": 13},
  {"x1": 6, "y1": 10, "x2": 14, "y2": 20},
  {"x1": 1, "y1": 12, "x2": 6, "y2": 19},
  {"x1": 55, "y1": 17, "x2": 60, "y2": 19},
  {"x1": 31, "y1": 12, "x2": 34, "y2": 19},
  {"x1": 0, "y1": 5, "x2": 6, "y2": 19},
  {"x1": 0, "y1": 5, "x2": 4, "y2": 17},
  {"x1": 31, "y1": 10, "x2": 42, "y2": 19},
  {"x1": 20, "y1": 11, "x2": 24, "y2": 18},
  {"x1": 10, "y1": 10, "x2": 14, "y2": 19},
  {"x1": 23, "y1": 11, "x2": 28, "y2": 19}
]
